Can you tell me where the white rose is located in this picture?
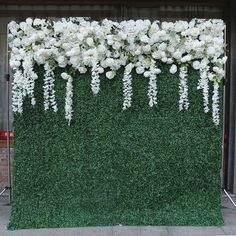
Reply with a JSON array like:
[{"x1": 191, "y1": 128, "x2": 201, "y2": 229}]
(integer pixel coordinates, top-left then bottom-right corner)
[
  {"x1": 140, "y1": 35, "x2": 149, "y2": 43},
  {"x1": 208, "y1": 73, "x2": 214, "y2": 81},
  {"x1": 33, "y1": 18, "x2": 42, "y2": 26},
  {"x1": 118, "y1": 32, "x2": 127, "y2": 40},
  {"x1": 153, "y1": 68, "x2": 161, "y2": 74},
  {"x1": 136, "y1": 66, "x2": 145, "y2": 74},
  {"x1": 167, "y1": 58, "x2": 174, "y2": 64},
  {"x1": 26, "y1": 18, "x2": 33, "y2": 25},
  {"x1": 143, "y1": 45, "x2": 151, "y2": 53},
  {"x1": 10, "y1": 60, "x2": 21, "y2": 68},
  {"x1": 167, "y1": 45, "x2": 175, "y2": 53},
  {"x1": 152, "y1": 51, "x2": 161, "y2": 59},
  {"x1": 54, "y1": 22, "x2": 64, "y2": 33},
  {"x1": 200, "y1": 58, "x2": 209, "y2": 68},
  {"x1": 106, "y1": 71, "x2": 116, "y2": 79},
  {"x1": 97, "y1": 67, "x2": 104, "y2": 74},
  {"x1": 207, "y1": 46, "x2": 216, "y2": 56},
  {"x1": 112, "y1": 42, "x2": 121, "y2": 50},
  {"x1": 144, "y1": 71, "x2": 150, "y2": 78},
  {"x1": 12, "y1": 38, "x2": 21, "y2": 47},
  {"x1": 77, "y1": 33, "x2": 84, "y2": 41},
  {"x1": 158, "y1": 42, "x2": 167, "y2": 51},
  {"x1": 204, "y1": 21, "x2": 212, "y2": 28},
  {"x1": 161, "y1": 57, "x2": 168, "y2": 63},
  {"x1": 86, "y1": 37, "x2": 94, "y2": 47},
  {"x1": 161, "y1": 22, "x2": 174, "y2": 31},
  {"x1": 135, "y1": 49, "x2": 141, "y2": 55},
  {"x1": 78, "y1": 67, "x2": 87, "y2": 74},
  {"x1": 181, "y1": 54, "x2": 192, "y2": 63},
  {"x1": 222, "y1": 56, "x2": 227, "y2": 64},
  {"x1": 192, "y1": 61, "x2": 201, "y2": 70},
  {"x1": 57, "y1": 56, "x2": 67, "y2": 68},
  {"x1": 61, "y1": 72, "x2": 70, "y2": 80},
  {"x1": 173, "y1": 50, "x2": 182, "y2": 60},
  {"x1": 107, "y1": 40, "x2": 114, "y2": 45},
  {"x1": 149, "y1": 36, "x2": 157, "y2": 45},
  {"x1": 189, "y1": 28, "x2": 200, "y2": 37},
  {"x1": 169, "y1": 64, "x2": 177, "y2": 74},
  {"x1": 97, "y1": 45, "x2": 106, "y2": 53},
  {"x1": 125, "y1": 63, "x2": 134, "y2": 74}
]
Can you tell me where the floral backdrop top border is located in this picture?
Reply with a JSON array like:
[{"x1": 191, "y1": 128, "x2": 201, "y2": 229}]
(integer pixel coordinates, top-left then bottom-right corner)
[{"x1": 8, "y1": 17, "x2": 227, "y2": 125}]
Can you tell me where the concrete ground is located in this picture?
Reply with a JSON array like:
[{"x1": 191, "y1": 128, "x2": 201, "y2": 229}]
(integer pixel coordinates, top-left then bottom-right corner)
[{"x1": 0, "y1": 194, "x2": 236, "y2": 236}]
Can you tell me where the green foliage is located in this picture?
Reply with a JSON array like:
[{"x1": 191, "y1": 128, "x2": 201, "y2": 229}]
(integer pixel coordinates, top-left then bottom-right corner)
[{"x1": 9, "y1": 64, "x2": 223, "y2": 229}]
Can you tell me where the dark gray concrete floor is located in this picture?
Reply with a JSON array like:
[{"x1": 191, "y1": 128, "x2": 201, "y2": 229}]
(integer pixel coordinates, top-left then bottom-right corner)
[{"x1": 0, "y1": 194, "x2": 235, "y2": 236}]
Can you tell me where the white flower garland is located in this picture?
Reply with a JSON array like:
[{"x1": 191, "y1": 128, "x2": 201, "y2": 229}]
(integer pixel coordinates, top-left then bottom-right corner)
[
  {"x1": 122, "y1": 63, "x2": 134, "y2": 110},
  {"x1": 8, "y1": 18, "x2": 227, "y2": 124},
  {"x1": 179, "y1": 66, "x2": 189, "y2": 111},
  {"x1": 61, "y1": 72, "x2": 73, "y2": 125}
]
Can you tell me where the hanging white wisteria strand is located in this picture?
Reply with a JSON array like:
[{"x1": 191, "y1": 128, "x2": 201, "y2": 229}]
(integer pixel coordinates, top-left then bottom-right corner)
[
  {"x1": 212, "y1": 82, "x2": 220, "y2": 125},
  {"x1": 61, "y1": 72, "x2": 73, "y2": 125},
  {"x1": 43, "y1": 62, "x2": 58, "y2": 112},
  {"x1": 22, "y1": 54, "x2": 38, "y2": 107},
  {"x1": 197, "y1": 68, "x2": 210, "y2": 113},
  {"x1": 146, "y1": 65, "x2": 161, "y2": 107},
  {"x1": 43, "y1": 72, "x2": 51, "y2": 110},
  {"x1": 8, "y1": 17, "x2": 227, "y2": 125},
  {"x1": 91, "y1": 63, "x2": 104, "y2": 95},
  {"x1": 11, "y1": 70, "x2": 24, "y2": 114},
  {"x1": 179, "y1": 65, "x2": 189, "y2": 111},
  {"x1": 147, "y1": 73, "x2": 157, "y2": 107},
  {"x1": 122, "y1": 63, "x2": 134, "y2": 110}
]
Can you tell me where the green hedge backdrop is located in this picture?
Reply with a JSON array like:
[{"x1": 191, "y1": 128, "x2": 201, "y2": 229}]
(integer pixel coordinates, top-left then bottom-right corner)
[{"x1": 9, "y1": 64, "x2": 223, "y2": 229}]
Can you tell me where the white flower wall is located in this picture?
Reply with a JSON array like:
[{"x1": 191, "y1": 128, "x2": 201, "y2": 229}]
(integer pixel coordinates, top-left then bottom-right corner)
[{"x1": 8, "y1": 17, "x2": 227, "y2": 125}]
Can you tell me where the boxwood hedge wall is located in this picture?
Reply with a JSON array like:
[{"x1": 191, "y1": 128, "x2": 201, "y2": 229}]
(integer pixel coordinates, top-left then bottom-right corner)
[{"x1": 9, "y1": 64, "x2": 223, "y2": 229}]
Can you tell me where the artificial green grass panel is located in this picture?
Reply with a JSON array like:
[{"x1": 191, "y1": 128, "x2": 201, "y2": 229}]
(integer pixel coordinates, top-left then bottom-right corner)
[{"x1": 9, "y1": 64, "x2": 223, "y2": 229}]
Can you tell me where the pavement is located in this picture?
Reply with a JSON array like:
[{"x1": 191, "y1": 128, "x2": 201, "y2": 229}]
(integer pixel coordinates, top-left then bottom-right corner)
[{"x1": 0, "y1": 194, "x2": 236, "y2": 236}]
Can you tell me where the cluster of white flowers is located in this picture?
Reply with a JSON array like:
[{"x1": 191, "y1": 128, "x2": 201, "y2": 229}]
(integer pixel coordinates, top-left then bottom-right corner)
[
  {"x1": 179, "y1": 66, "x2": 189, "y2": 111},
  {"x1": 61, "y1": 72, "x2": 73, "y2": 125},
  {"x1": 8, "y1": 17, "x2": 227, "y2": 124}
]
